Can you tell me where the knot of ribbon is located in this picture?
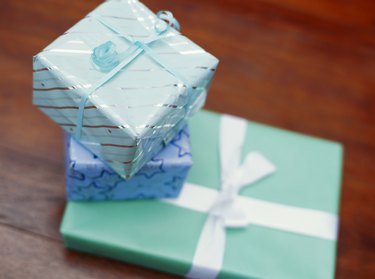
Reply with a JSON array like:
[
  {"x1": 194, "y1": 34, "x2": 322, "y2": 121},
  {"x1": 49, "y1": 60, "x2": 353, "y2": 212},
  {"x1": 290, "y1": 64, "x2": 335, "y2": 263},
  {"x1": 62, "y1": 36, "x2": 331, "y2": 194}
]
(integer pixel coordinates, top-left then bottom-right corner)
[
  {"x1": 92, "y1": 41, "x2": 120, "y2": 72},
  {"x1": 91, "y1": 11, "x2": 180, "y2": 72},
  {"x1": 207, "y1": 165, "x2": 255, "y2": 228},
  {"x1": 75, "y1": 10, "x2": 191, "y2": 140}
]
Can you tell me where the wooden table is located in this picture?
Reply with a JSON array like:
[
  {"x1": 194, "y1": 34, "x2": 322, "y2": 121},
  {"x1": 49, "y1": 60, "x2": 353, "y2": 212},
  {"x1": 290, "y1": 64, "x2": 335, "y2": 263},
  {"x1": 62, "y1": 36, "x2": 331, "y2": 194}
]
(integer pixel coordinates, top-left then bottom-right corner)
[{"x1": 1, "y1": 0, "x2": 374, "y2": 278}]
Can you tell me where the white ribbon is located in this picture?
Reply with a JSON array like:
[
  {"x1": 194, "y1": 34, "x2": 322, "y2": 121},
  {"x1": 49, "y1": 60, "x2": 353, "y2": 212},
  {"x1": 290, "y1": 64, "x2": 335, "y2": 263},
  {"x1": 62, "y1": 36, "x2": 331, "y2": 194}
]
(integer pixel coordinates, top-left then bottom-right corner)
[{"x1": 163, "y1": 114, "x2": 338, "y2": 279}]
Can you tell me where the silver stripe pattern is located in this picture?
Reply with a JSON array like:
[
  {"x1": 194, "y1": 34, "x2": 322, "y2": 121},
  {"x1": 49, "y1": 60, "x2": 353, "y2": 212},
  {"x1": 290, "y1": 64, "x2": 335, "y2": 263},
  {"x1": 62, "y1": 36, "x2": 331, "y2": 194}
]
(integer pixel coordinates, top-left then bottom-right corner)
[{"x1": 33, "y1": 0, "x2": 219, "y2": 178}]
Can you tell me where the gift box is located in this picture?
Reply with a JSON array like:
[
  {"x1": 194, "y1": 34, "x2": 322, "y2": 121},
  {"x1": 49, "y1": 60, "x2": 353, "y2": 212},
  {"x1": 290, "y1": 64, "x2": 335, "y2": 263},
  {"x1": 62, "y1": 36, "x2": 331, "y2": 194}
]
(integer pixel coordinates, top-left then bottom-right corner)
[
  {"x1": 61, "y1": 110, "x2": 343, "y2": 279},
  {"x1": 65, "y1": 127, "x2": 192, "y2": 201},
  {"x1": 33, "y1": 0, "x2": 219, "y2": 179}
]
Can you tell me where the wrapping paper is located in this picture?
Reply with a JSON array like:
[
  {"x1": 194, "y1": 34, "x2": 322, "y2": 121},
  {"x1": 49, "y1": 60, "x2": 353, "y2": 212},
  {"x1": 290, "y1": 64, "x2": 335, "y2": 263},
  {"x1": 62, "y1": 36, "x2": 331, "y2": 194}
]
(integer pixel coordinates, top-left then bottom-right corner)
[
  {"x1": 65, "y1": 127, "x2": 192, "y2": 201},
  {"x1": 33, "y1": 0, "x2": 219, "y2": 178},
  {"x1": 61, "y1": 110, "x2": 343, "y2": 278}
]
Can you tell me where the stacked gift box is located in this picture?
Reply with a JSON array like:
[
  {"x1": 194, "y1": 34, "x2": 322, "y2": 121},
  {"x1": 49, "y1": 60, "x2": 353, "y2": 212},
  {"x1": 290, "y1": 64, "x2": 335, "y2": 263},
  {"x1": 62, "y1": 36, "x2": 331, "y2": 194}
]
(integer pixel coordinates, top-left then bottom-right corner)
[
  {"x1": 64, "y1": 126, "x2": 192, "y2": 201},
  {"x1": 33, "y1": 1, "x2": 343, "y2": 278}
]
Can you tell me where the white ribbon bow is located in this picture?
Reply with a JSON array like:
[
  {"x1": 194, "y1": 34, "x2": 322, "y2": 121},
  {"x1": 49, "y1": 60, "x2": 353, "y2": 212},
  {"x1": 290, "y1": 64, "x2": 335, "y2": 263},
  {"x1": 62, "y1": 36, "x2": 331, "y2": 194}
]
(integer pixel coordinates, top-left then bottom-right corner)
[
  {"x1": 163, "y1": 114, "x2": 338, "y2": 279},
  {"x1": 185, "y1": 115, "x2": 276, "y2": 279}
]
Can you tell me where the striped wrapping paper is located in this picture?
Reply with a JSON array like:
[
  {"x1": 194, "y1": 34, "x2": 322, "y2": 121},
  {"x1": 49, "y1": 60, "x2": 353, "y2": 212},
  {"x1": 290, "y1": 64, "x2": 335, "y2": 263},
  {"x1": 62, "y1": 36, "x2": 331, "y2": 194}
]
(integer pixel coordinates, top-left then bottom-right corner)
[{"x1": 33, "y1": 0, "x2": 219, "y2": 179}]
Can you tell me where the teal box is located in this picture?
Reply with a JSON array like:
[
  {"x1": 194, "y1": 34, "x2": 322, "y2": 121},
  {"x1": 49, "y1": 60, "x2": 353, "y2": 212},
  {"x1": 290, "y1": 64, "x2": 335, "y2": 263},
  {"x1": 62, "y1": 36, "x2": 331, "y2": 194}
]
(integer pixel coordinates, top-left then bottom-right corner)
[{"x1": 61, "y1": 110, "x2": 343, "y2": 279}]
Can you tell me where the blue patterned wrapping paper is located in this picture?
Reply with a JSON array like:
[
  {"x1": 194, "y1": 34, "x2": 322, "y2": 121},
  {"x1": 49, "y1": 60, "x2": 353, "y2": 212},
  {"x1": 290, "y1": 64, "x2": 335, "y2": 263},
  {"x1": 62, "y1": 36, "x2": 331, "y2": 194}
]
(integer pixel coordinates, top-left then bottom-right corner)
[
  {"x1": 33, "y1": 0, "x2": 219, "y2": 179},
  {"x1": 65, "y1": 127, "x2": 192, "y2": 201}
]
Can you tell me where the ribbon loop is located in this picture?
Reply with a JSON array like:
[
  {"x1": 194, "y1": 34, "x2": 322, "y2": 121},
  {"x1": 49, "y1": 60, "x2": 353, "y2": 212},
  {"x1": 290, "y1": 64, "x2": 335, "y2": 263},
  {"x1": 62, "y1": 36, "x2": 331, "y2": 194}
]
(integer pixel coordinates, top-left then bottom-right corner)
[
  {"x1": 156, "y1": 10, "x2": 180, "y2": 32},
  {"x1": 91, "y1": 41, "x2": 119, "y2": 72},
  {"x1": 154, "y1": 19, "x2": 168, "y2": 34}
]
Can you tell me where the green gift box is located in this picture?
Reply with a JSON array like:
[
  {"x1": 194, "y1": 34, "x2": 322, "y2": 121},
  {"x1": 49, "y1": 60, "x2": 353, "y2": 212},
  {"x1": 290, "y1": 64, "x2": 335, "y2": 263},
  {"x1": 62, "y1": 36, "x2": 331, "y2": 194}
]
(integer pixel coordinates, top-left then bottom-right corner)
[{"x1": 61, "y1": 110, "x2": 343, "y2": 279}]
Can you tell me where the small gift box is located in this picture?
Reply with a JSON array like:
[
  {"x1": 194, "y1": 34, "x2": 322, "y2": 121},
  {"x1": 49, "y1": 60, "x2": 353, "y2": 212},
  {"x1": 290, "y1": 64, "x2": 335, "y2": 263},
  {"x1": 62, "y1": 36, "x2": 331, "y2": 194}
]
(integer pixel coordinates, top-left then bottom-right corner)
[
  {"x1": 61, "y1": 110, "x2": 343, "y2": 279},
  {"x1": 65, "y1": 127, "x2": 192, "y2": 201},
  {"x1": 33, "y1": 0, "x2": 219, "y2": 179}
]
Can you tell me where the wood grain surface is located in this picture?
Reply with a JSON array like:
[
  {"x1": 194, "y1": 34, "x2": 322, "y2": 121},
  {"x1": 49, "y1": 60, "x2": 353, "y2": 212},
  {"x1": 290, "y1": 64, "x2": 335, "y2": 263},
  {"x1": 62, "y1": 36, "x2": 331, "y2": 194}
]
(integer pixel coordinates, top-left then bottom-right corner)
[{"x1": 0, "y1": 0, "x2": 374, "y2": 278}]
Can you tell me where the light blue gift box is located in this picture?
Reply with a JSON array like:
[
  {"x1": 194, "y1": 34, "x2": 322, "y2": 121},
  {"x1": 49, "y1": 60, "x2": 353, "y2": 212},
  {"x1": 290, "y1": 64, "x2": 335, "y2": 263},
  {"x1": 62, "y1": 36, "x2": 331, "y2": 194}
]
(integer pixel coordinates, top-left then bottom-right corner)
[
  {"x1": 33, "y1": 0, "x2": 219, "y2": 179},
  {"x1": 65, "y1": 127, "x2": 192, "y2": 201}
]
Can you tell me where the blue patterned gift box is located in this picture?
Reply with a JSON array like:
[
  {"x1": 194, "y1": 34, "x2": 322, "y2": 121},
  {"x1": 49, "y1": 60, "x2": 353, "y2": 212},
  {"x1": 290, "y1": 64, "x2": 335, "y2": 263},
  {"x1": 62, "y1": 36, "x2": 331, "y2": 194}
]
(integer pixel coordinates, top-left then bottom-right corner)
[{"x1": 65, "y1": 127, "x2": 192, "y2": 201}]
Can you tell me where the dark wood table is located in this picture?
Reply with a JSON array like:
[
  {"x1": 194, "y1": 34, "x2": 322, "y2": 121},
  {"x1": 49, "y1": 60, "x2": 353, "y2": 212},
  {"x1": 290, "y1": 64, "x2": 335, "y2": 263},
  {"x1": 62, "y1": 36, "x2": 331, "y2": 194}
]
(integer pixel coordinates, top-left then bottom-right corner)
[{"x1": 1, "y1": 0, "x2": 374, "y2": 278}]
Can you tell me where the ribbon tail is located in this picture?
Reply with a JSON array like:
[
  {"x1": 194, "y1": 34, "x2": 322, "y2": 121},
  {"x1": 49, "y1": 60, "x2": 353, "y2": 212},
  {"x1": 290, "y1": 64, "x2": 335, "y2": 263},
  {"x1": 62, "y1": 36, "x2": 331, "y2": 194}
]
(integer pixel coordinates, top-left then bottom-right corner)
[
  {"x1": 220, "y1": 115, "x2": 247, "y2": 184},
  {"x1": 235, "y1": 151, "x2": 276, "y2": 188},
  {"x1": 186, "y1": 216, "x2": 226, "y2": 279}
]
